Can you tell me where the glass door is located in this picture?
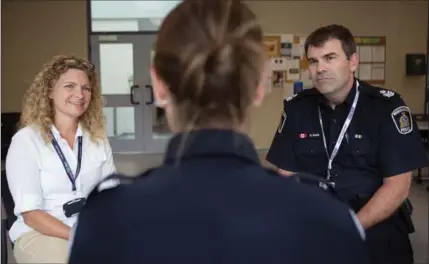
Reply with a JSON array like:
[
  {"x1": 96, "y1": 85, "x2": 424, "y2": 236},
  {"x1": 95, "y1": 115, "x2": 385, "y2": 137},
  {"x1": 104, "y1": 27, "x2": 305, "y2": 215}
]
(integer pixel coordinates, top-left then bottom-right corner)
[
  {"x1": 90, "y1": 33, "x2": 172, "y2": 153},
  {"x1": 140, "y1": 34, "x2": 172, "y2": 153},
  {"x1": 90, "y1": 34, "x2": 148, "y2": 153}
]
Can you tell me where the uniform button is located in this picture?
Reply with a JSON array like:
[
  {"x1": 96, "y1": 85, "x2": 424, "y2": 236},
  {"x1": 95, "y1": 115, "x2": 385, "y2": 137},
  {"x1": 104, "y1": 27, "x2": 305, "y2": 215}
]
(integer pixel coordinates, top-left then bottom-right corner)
[
  {"x1": 332, "y1": 119, "x2": 336, "y2": 123},
  {"x1": 334, "y1": 173, "x2": 339, "y2": 177}
]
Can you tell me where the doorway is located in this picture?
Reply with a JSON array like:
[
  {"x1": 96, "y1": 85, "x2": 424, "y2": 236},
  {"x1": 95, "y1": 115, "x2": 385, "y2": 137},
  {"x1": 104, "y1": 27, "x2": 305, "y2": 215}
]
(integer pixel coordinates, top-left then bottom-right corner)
[{"x1": 90, "y1": 33, "x2": 172, "y2": 153}]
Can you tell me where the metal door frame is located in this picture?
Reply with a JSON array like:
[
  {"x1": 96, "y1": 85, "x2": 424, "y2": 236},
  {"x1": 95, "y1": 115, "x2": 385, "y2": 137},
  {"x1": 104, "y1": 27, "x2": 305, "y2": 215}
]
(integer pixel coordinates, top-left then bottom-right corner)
[{"x1": 90, "y1": 34, "x2": 147, "y2": 153}]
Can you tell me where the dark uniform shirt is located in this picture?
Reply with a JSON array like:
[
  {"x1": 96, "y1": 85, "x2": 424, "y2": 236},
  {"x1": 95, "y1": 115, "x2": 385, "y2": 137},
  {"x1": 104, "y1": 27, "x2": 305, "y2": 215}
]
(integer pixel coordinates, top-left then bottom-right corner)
[
  {"x1": 267, "y1": 79, "x2": 428, "y2": 201},
  {"x1": 69, "y1": 129, "x2": 369, "y2": 264}
]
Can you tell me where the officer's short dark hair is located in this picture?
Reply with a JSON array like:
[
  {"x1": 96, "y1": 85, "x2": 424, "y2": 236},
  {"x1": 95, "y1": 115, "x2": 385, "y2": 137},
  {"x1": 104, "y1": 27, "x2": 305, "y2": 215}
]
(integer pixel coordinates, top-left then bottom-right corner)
[
  {"x1": 153, "y1": 0, "x2": 264, "y2": 130},
  {"x1": 304, "y1": 24, "x2": 357, "y2": 59}
]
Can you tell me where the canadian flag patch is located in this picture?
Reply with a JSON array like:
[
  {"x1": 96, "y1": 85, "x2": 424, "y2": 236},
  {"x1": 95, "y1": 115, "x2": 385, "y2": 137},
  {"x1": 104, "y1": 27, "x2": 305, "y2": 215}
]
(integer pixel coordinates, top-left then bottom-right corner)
[{"x1": 299, "y1": 133, "x2": 307, "y2": 139}]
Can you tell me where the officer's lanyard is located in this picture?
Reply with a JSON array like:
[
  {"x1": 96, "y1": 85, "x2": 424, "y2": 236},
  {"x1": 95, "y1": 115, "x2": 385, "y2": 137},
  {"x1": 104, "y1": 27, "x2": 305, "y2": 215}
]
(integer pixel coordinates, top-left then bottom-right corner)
[
  {"x1": 50, "y1": 132, "x2": 83, "y2": 192},
  {"x1": 318, "y1": 81, "x2": 360, "y2": 181}
]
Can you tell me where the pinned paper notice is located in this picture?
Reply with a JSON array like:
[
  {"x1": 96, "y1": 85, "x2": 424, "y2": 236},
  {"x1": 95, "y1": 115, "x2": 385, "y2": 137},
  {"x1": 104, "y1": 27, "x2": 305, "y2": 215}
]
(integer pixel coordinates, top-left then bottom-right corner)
[
  {"x1": 286, "y1": 59, "x2": 301, "y2": 81},
  {"x1": 271, "y1": 57, "x2": 288, "y2": 71},
  {"x1": 281, "y1": 34, "x2": 294, "y2": 43},
  {"x1": 292, "y1": 44, "x2": 301, "y2": 58}
]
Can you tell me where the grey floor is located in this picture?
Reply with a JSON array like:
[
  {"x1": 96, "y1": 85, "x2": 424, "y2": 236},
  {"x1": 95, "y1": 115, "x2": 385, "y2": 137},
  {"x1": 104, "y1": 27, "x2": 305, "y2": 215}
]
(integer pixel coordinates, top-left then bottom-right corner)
[{"x1": 5, "y1": 152, "x2": 429, "y2": 263}]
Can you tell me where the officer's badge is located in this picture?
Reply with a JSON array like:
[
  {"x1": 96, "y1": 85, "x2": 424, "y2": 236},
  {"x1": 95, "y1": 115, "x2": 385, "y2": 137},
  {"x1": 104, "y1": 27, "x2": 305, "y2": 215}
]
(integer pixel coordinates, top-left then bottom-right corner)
[
  {"x1": 380, "y1": 90, "x2": 395, "y2": 98},
  {"x1": 391, "y1": 106, "x2": 413, "y2": 134},
  {"x1": 277, "y1": 110, "x2": 286, "y2": 133}
]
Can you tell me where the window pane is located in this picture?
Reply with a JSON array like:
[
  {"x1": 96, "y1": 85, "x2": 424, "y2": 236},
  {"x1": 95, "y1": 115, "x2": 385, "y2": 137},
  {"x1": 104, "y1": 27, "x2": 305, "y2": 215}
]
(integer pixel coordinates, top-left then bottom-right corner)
[
  {"x1": 92, "y1": 20, "x2": 139, "y2": 32},
  {"x1": 152, "y1": 107, "x2": 172, "y2": 139},
  {"x1": 103, "y1": 107, "x2": 114, "y2": 137},
  {"x1": 99, "y1": 43, "x2": 133, "y2": 95},
  {"x1": 103, "y1": 107, "x2": 135, "y2": 140},
  {"x1": 90, "y1": 1, "x2": 181, "y2": 32}
]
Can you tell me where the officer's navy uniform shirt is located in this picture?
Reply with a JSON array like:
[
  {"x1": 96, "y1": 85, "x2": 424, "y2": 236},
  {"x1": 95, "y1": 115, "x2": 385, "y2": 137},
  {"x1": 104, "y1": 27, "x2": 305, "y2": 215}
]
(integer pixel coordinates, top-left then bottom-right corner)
[
  {"x1": 69, "y1": 129, "x2": 369, "y2": 264},
  {"x1": 267, "y1": 79, "x2": 428, "y2": 201}
]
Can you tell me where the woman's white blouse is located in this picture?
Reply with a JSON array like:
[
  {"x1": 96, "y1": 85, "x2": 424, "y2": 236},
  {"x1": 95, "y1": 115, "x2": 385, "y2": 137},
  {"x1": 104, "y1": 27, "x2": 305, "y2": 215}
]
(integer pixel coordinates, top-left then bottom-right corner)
[{"x1": 5, "y1": 124, "x2": 116, "y2": 242}]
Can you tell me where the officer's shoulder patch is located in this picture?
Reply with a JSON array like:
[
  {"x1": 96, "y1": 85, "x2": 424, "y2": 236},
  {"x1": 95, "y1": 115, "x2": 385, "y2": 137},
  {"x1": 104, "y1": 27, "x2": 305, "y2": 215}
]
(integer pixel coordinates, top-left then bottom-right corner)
[{"x1": 391, "y1": 105, "x2": 413, "y2": 134}]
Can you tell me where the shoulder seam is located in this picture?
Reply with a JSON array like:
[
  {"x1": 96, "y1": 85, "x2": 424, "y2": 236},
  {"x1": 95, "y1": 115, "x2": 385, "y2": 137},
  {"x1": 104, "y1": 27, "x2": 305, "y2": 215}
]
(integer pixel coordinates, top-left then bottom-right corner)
[{"x1": 86, "y1": 168, "x2": 156, "y2": 200}]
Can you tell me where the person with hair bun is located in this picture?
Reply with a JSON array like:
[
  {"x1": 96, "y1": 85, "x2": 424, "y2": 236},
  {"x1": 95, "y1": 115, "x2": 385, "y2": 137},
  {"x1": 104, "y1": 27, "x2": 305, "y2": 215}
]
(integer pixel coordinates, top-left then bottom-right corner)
[
  {"x1": 5, "y1": 55, "x2": 116, "y2": 263},
  {"x1": 68, "y1": 1, "x2": 369, "y2": 263}
]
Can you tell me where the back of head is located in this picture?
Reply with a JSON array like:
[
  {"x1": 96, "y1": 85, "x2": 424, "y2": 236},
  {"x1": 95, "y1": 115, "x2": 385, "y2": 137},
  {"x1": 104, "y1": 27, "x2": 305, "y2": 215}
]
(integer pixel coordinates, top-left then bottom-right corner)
[
  {"x1": 153, "y1": 0, "x2": 265, "y2": 131},
  {"x1": 304, "y1": 24, "x2": 356, "y2": 59}
]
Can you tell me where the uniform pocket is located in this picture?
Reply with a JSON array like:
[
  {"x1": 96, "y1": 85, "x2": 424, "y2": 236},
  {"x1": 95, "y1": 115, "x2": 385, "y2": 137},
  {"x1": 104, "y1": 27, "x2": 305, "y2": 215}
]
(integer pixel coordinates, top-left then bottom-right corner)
[
  {"x1": 348, "y1": 137, "x2": 371, "y2": 156},
  {"x1": 295, "y1": 139, "x2": 327, "y2": 173},
  {"x1": 345, "y1": 136, "x2": 375, "y2": 168}
]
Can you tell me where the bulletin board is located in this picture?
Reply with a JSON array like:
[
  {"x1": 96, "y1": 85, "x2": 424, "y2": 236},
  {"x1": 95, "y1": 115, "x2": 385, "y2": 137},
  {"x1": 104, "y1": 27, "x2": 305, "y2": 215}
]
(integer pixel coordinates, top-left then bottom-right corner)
[
  {"x1": 263, "y1": 34, "x2": 387, "y2": 98},
  {"x1": 263, "y1": 33, "x2": 312, "y2": 98},
  {"x1": 354, "y1": 36, "x2": 386, "y2": 85}
]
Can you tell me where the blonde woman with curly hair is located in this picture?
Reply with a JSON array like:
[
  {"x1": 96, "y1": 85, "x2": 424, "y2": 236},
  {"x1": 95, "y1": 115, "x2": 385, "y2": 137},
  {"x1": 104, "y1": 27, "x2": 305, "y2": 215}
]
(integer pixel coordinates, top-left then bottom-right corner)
[{"x1": 5, "y1": 55, "x2": 116, "y2": 263}]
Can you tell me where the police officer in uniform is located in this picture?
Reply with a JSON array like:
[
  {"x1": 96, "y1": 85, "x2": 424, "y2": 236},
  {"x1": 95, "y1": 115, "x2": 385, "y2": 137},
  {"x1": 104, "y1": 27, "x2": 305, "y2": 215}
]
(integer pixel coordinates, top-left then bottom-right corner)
[
  {"x1": 68, "y1": 3, "x2": 369, "y2": 264},
  {"x1": 267, "y1": 24, "x2": 428, "y2": 264}
]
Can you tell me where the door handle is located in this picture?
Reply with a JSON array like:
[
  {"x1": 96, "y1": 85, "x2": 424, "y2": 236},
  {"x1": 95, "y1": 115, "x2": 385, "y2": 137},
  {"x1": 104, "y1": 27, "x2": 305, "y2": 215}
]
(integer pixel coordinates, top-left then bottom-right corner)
[
  {"x1": 145, "y1": 85, "x2": 154, "y2": 105},
  {"x1": 130, "y1": 85, "x2": 140, "y2": 105}
]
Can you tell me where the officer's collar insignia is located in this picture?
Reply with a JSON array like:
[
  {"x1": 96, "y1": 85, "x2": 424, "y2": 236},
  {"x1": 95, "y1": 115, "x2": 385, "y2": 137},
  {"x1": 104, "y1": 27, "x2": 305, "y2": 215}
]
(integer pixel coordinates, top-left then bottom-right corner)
[
  {"x1": 380, "y1": 90, "x2": 395, "y2": 98},
  {"x1": 391, "y1": 106, "x2": 413, "y2": 134}
]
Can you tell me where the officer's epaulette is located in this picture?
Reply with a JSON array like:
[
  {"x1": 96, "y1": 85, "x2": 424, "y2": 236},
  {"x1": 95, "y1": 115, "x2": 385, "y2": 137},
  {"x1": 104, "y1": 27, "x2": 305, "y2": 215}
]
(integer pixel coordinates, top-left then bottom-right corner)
[
  {"x1": 86, "y1": 168, "x2": 156, "y2": 200},
  {"x1": 359, "y1": 82, "x2": 399, "y2": 101},
  {"x1": 284, "y1": 88, "x2": 319, "y2": 103}
]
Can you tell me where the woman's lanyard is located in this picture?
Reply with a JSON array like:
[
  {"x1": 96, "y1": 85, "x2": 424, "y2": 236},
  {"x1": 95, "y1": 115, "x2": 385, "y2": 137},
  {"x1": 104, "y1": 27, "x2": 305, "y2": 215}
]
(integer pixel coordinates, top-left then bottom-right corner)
[
  {"x1": 318, "y1": 81, "x2": 360, "y2": 182},
  {"x1": 50, "y1": 132, "x2": 83, "y2": 192}
]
